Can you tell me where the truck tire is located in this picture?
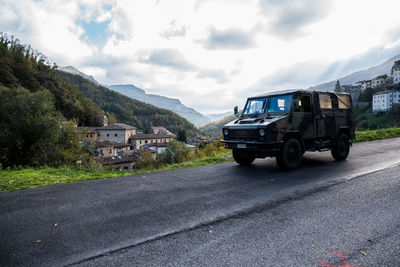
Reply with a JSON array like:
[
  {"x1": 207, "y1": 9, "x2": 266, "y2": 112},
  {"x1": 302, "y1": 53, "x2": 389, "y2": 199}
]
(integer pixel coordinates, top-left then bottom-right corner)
[
  {"x1": 232, "y1": 150, "x2": 255, "y2": 166},
  {"x1": 331, "y1": 133, "x2": 350, "y2": 161},
  {"x1": 276, "y1": 138, "x2": 302, "y2": 170}
]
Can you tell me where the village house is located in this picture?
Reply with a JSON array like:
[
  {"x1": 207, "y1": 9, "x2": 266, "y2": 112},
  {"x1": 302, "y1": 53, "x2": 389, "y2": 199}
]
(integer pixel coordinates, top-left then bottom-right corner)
[
  {"x1": 392, "y1": 60, "x2": 400, "y2": 85},
  {"x1": 371, "y1": 75, "x2": 389, "y2": 88},
  {"x1": 97, "y1": 123, "x2": 136, "y2": 143},
  {"x1": 151, "y1": 126, "x2": 171, "y2": 135},
  {"x1": 94, "y1": 140, "x2": 132, "y2": 157},
  {"x1": 372, "y1": 90, "x2": 400, "y2": 112},
  {"x1": 129, "y1": 133, "x2": 176, "y2": 150},
  {"x1": 79, "y1": 127, "x2": 98, "y2": 141},
  {"x1": 99, "y1": 154, "x2": 138, "y2": 171},
  {"x1": 148, "y1": 142, "x2": 168, "y2": 154}
]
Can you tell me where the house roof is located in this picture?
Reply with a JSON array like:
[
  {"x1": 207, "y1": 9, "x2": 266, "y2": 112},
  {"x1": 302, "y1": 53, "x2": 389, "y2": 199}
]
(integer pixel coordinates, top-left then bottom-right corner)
[
  {"x1": 137, "y1": 148, "x2": 157, "y2": 154},
  {"x1": 149, "y1": 142, "x2": 168, "y2": 147},
  {"x1": 99, "y1": 154, "x2": 138, "y2": 164},
  {"x1": 152, "y1": 126, "x2": 168, "y2": 131},
  {"x1": 373, "y1": 90, "x2": 399, "y2": 96},
  {"x1": 129, "y1": 133, "x2": 176, "y2": 140},
  {"x1": 94, "y1": 140, "x2": 131, "y2": 148},
  {"x1": 97, "y1": 123, "x2": 136, "y2": 130}
]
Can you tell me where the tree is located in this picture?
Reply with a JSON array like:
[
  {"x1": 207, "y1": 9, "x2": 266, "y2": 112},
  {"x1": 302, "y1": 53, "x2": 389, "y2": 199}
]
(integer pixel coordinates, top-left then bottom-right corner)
[
  {"x1": 177, "y1": 129, "x2": 187, "y2": 143},
  {"x1": 0, "y1": 86, "x2": 86, "y2": 167},
  {"x1": 335, "y1": 80, "x2": 341, "y2": 92},
  {"x1": 156, "y1": 140, "x2": 193, "y2": 164}
]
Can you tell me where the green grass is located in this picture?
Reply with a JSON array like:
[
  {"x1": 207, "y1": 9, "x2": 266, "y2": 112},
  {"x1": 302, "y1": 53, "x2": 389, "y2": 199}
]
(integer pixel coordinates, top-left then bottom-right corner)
[
  {"x1": 354, "y1": 127, "x2": 400, "y2": 143},
  {"x1": 0, "y1": 152, "x2": 233, "y2": 193}
]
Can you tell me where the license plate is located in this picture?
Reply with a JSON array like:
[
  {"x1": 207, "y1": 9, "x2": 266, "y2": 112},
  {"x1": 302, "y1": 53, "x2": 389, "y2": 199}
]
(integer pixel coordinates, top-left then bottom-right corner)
[{"x1": 237, "y1": 144, "x2": 246, "y2": 149}]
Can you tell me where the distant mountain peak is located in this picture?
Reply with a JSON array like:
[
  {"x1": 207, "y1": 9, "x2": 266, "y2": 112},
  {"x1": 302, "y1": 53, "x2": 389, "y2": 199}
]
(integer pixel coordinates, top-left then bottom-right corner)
[{"x1": 58, "y1": 66, "x2": 99, "y2": 85}]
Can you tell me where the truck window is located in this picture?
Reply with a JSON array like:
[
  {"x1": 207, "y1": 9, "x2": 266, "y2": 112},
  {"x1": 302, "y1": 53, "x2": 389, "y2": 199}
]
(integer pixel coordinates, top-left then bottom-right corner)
[
  {"x1": 243, "y1": 98, "x2": 266, "y2": 115},
  {"x1": 267, "y1": 95, "x2": 292, "y2": 113},
  {"x1": 337, "y1": 95, "x2": 351, "y2": 109},
  {"x1": 319, "y1": 94, "x2": 332, "y2": 109},
  {"x1": 293, "y1": 95, "x2": 312, "y2": 112}
]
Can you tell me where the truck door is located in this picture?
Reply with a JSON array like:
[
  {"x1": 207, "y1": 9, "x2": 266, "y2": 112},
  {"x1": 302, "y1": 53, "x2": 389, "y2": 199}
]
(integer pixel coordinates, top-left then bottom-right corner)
[
  {"x1": 317, "y1": 93, "x2": 336, "y2": 138},
  {"x1": 291, "y1": 94, "x2": 314, "y2": 139}
]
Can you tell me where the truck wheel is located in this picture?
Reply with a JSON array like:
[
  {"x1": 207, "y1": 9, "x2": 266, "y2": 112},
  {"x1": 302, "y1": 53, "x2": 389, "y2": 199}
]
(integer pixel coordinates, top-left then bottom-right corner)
[
  {"x1": 232, "y1": 150, "x2": 255, "y2": 166},
  {"x1": 331, "y1": 133, "x2": 350, "y2": 161},
  {"x1": 276, "y1": 138, "x2": 302, "y2": 170}
]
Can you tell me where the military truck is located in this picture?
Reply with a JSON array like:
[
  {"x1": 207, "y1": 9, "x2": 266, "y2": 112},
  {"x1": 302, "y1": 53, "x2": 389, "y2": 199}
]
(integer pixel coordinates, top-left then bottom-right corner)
[{"x1": 221, "y1": 90, "x2": 355, "y2": 170}]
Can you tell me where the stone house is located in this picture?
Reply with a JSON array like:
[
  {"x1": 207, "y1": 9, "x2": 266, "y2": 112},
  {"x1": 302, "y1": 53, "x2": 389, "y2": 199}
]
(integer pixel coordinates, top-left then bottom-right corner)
[
  {"x1": 99, "y1": 155, "x2": 138, "y2": 171},
  {"x1": 392, "y1": 60, "x2": 400, "y2": 85},
  {"x1": 97, "y1": 123, "x2": 136, "y2": 143},
  {"x1": 151, "y1": 126, "x2": 171, "y2": 135},
  {"x1": 129, "y1": 133, "x2": 176, "y2": 150},
  {"x1": 94, "y1": 140, "x2": 131, "y2": 157}
]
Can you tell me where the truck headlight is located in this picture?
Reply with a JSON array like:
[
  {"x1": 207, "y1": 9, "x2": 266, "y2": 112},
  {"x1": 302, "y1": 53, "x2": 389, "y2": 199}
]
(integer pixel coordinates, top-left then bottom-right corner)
[
  {"x1": 223, "y1": 129, "x2": 229, "y2": 136},
  {"x1": 259, "y1": 129, "x2": 265, "y2": 137}
]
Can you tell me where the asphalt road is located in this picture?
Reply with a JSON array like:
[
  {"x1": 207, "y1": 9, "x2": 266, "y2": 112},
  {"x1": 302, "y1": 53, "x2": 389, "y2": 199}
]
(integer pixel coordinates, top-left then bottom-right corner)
[{"x1": 1, "y1": 138, "x2": 400, "y2": 266}]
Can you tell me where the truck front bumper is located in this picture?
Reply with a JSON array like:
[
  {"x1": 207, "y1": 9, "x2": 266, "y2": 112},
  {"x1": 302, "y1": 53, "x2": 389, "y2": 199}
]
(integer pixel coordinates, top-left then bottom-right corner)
[{"x1": 221, "y1": 140, "x2": 283, "y2": 152}]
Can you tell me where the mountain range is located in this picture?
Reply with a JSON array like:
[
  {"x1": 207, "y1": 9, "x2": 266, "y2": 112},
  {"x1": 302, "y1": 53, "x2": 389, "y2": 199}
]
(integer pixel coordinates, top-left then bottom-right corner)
[
  {"x1": 311, "y1": 54, "x2": 400, "y2": 91},
  {"x1": 105, "y1": 84, "x2": 211, "y2": 127},
  {"x1": 59, "y1": 66, "x2": 214, "y2": 126}
]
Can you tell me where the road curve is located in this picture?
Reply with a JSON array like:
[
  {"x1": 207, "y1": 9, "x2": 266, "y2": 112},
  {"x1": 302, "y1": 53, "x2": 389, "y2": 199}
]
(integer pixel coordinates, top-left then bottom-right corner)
[{"x1": 1, "y1": 138, "x2": 400, "y2": 266}]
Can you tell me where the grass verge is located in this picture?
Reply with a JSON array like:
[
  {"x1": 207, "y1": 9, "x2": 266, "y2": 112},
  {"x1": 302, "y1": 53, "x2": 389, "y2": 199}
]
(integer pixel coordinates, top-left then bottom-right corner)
[
  {"x1": 354, "y1": 127, "x2": 400, "y2": 143},
  {"x1": 0, "y1": 153, "x2": 233, "y2": 193}
]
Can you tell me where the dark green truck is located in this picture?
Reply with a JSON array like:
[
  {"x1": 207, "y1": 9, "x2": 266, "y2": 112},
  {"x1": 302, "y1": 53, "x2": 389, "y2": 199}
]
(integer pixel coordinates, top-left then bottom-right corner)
[{"x1": 221, "y1": 89, "x2": 356, "y2": 170}]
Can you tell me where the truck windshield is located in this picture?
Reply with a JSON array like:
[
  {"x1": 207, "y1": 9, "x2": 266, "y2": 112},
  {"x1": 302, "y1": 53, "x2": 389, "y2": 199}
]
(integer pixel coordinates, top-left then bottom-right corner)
[
  {"x1": 243, "y1": 98, "x2": 267, "y2": 115},
  {"x1": 267, "y1": 95, "x2": 292, "y2": 113}
]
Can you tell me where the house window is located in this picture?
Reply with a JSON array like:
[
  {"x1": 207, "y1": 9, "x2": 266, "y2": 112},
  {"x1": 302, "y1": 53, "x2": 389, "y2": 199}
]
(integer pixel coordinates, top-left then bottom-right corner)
[
  {"x1": 98, "y1": 134, "x2": 101, "y2": 137},
  {"x1": 145, "y1": 140, "x2": 148, "y2": 144},
  {"x1": 107, "y1": 134, "x2": 110, "y2": 137},
  {"x1": 109, "y1": 149, "x2": 112, "y2": 153},
  {"x1": 100, "y1": 149, "x2": 103, "y2": 154},
  {"x1": 115, "y1": 134, "x2": 118, "y2": 137}
]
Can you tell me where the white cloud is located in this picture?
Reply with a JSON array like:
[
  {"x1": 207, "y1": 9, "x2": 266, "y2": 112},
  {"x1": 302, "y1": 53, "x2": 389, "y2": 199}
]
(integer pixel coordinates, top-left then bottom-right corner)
[{"x1": 1, "y1": 0, "x2": 400, "y2": 114}]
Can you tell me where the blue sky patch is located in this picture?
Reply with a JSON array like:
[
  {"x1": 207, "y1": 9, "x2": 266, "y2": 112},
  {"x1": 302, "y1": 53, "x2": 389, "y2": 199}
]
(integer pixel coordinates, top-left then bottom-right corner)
[{"x1": 80, "y1": 19, "x2": 110, "y2": 47}]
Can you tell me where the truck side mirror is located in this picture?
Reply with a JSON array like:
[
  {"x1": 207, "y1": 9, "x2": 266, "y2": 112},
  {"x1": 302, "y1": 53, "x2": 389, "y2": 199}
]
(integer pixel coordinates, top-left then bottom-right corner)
[{"x1": 234, "y1": 106, "x2": 239, "y2": 117}]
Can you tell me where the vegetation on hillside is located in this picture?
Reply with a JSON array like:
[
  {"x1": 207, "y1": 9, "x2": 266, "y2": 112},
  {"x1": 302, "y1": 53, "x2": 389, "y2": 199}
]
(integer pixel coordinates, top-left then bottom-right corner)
[
  {"x1": 0, "y1": 86, "x2": 92, "y2": 168},
  {"x1": 57, "y1": 71, "x2": 201, "y2": 136},
  {"x1": 200, "y1": 113, "x2": 236, "y2": 137},
  {"x1": 0, "y1": 33, "x2": 200, "y2": 136}
]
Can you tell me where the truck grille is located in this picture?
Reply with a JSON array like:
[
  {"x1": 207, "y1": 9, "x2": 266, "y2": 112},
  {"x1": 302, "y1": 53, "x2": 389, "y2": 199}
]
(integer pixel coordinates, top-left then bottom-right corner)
[{"x1": 229, "y1": 129, "x2": 259, "y2": 140}]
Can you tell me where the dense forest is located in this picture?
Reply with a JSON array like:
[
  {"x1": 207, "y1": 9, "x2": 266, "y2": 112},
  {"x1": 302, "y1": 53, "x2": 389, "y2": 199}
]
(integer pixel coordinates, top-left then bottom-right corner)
[{"x1": 0, "y1": 33, "x2": 200, "y2": 136}]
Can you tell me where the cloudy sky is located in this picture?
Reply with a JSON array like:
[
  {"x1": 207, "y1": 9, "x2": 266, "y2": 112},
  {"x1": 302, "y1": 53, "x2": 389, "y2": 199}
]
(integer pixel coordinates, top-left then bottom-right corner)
[{"x1": 2, "y1": 0, "x2": 400, "y2": 113}]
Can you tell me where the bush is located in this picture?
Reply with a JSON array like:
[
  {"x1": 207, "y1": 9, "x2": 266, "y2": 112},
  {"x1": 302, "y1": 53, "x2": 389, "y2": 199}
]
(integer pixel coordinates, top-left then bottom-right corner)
[
  {"x1": 156, "y1": 140, "x2": 193, "y2": 164},
  {"x1": 0, "y1": 86, "x2": 88, "y2": 167}
]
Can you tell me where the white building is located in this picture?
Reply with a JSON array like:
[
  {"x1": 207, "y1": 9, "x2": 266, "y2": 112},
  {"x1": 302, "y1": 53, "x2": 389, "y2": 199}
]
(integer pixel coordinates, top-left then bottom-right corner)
[
  {"x1": 97, "y1": 123, "x2": 136, "y2": 143},
  {"x1": 372, "y1": 90, "x2": 400, "y2": 112},
  {"x1": 392, "y1": 60, "x2": 400, "y2": 85},
  {"x1": 371, "y1": 75, "x2": 388, "y2": 88}
]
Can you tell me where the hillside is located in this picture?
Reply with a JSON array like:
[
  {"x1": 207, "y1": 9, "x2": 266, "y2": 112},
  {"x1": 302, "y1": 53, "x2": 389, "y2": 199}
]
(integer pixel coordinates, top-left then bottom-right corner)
[
  {"x1": 311, "y1": 54, "x2": 400, "y2": 91},
  {"x1": 58, "y1": 66, "x2": 210, "y2": 127},
  {"x1": 57, "y1": 72, "x2": 200, "y2": 136},
  {"x1": 106, "y1": 84, "x2": 210, "y2": 127},
  {"x1": 0, "y1": 33, "x2": 200, "y2": 136},
  {"x1": 200, "y1": 113, "x2": 236, "y2": 137}
]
